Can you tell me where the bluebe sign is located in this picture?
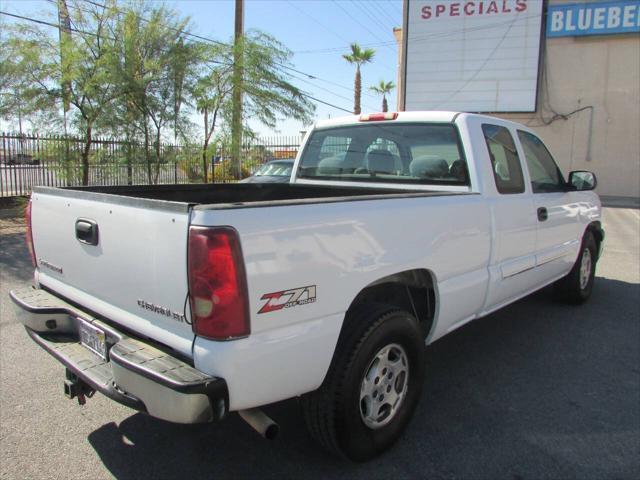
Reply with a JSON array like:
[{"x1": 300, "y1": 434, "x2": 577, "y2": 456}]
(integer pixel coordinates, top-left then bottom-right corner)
[{"x1": 547, "y1": 1, "x2": 640, "y2": 37}]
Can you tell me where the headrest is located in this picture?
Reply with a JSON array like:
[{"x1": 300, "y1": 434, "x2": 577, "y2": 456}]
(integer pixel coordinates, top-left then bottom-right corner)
[
  {"x1": 317, "y1": 153, "x2": 347, "y2": 174},
  {"x1": 449, "y1": 160, "x2": 467, "y2": 182},
  {"x1": 366, "y1": 149, "x2": 395, "y2": 174},
  {"x1": 410, "y1": 155, "x2": 449, "y2": 178}
]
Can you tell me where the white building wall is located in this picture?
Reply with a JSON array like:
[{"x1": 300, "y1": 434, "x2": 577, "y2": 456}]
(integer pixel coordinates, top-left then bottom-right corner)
[{"x1": 499, "y1": 29, "x2": 639, "y2": 198}]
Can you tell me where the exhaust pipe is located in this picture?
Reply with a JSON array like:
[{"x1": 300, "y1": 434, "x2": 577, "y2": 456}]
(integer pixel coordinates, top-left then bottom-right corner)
[{"x1": 238, "y1": 408, "x2": 279, "y2": 440}]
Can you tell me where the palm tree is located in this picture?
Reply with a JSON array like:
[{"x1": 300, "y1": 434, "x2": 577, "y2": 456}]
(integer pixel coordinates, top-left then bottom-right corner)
[
  {"x1": 342, "y1": 43, "x2": 375, "y2": 114},
  {"x1": 369, "y1": 80, "x2": 396, "y2": 112}
]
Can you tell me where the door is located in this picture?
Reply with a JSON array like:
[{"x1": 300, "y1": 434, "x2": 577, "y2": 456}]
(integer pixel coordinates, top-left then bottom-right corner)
[
  {"x1": 516, "y1": 130, "x2": 581, "y2": 281},
  {"x1": 480, "y1": 123, "x2": 538, "y2": 311}
]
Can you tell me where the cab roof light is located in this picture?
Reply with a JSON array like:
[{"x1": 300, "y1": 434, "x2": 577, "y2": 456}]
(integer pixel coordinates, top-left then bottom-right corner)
[{"x1": 359, "y1": 112, "x2": 398, "y2": 122}]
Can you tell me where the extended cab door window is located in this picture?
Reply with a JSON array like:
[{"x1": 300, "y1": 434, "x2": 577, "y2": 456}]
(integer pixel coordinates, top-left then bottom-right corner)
[
  {"x1": 482, "y1": 124, "x2": 525, "y2": 194},
  {"x1": 517, "y1": 130, "x2": 566, "y2": 193}
]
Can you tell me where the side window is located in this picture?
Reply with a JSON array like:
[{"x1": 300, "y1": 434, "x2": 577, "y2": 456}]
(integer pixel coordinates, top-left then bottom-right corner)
[
  {"x1": 517, "y1": 131, "x2": 565, "y2": 193},
  {"x1": 482, "y1": 124, "x2": 525, "y2": 194}
]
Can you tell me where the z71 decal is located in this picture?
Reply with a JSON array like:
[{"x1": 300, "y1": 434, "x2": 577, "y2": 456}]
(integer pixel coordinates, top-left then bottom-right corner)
[{"x1": 258, "y1": 285, "x2": 317, "y2": 314}]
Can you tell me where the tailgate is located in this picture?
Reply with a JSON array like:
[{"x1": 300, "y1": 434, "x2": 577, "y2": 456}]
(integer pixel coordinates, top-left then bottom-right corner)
[{"x1": 30, "y1": 188, "x2": 194, "y2": 357}]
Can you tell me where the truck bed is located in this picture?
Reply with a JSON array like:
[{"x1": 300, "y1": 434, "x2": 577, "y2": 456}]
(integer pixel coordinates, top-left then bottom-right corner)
[{"x1": 33, "y1": 183, "x2": 461, "y2": 210}]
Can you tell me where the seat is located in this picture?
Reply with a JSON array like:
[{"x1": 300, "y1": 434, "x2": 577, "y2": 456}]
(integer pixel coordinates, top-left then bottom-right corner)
[
  {"x1": 449, "y1": 159, "x2": 467, "y2": 182},
  {"x1": 492, "y1": 153, "x2": 510, "y2": 181},
  {"x1": 317, "y1": 152, "x2": 347, "y2": 175},
  {"x1": 409, "y1": 155, "x2": 449, "y2": 179},
  {"x1": 365, "y1": 149, "x2": 396, "y2": 175}
]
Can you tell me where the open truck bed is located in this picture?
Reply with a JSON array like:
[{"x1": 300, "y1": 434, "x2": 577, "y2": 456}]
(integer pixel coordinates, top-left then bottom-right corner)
[{"x1": 43, "y1": 183, "x2": 458, "y2": 209}]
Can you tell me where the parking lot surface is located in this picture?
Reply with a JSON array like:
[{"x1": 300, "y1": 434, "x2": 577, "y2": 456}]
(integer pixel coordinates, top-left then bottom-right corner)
[{"x1": 1, "y1": 207, "x2": 638, "y2": 480}]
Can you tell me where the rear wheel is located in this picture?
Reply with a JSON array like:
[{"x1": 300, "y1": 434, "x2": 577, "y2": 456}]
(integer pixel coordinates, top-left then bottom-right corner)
[
  {"x1": 301, "y1": 303, "x2": 425, "y2": 461},
  {"x1": 555, "y1": 231, "x2": 597, "y2": 304}
]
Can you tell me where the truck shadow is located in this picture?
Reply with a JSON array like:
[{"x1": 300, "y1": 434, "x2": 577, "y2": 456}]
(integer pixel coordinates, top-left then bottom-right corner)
[
  {"x1": 86, "y1": 275, "x2": 637, "y2": 479},
  {"x1": 0, "y1": 232, "x2": 32, "y2": 284}
]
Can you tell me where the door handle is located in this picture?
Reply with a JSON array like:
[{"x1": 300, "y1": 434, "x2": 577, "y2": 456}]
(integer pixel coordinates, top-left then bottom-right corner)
[
  {"x1": 75, "y1": 219, "x2": 99, "y2": 245},
  {"x1": 537, "y1": 207, "x2": 548, "y2": 222}
]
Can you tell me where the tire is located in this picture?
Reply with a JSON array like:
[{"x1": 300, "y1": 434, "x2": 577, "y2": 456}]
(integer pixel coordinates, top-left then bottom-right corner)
[
  {"x1": 301, "y1": 303, "x2": 425, "y2": 461},
  {"x1": 555, "y1": 231, "x2": 597, "y2": 304}
]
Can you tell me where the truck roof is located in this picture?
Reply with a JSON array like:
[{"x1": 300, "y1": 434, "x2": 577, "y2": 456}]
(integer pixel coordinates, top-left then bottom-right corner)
[
  {"x1": 313, "y1": 111, "x2": 519, "y2": 130},
  {"x1": 314, "y1": 111, "x2": 460, "y2": 129}
]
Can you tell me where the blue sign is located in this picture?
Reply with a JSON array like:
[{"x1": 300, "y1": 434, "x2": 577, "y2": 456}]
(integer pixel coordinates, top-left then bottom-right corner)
[{"x1": 547, "y1": 1, "x2": 640, "y2": 37}]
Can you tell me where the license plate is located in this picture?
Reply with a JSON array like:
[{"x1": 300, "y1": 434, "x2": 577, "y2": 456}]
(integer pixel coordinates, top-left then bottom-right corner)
[{"x1": 78, "y1": 318, "x2": 107, "y2": 360}]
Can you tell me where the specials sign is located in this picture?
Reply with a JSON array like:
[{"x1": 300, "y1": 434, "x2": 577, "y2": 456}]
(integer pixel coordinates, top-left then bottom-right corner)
[
  {"x1": 403, "y1": 0, "x2": 544, "y2": 112},
  {"x1": 420, "y1": 0, "x2": 529, "y2": 19}
]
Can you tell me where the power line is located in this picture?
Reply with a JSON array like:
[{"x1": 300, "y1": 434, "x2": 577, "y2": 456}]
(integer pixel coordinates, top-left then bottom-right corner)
[
  {"x1": 0, "y1": 9, "x2": 105, "y2": 38},
  {"x1": 299, "y1": 92, "x2": 352, "y2": 114},
  {"x1": 293, "y1": 40, "x2": 396, "y2": 55},
  {"x1": 81, "y1": 0, "x2": 228, "y2": 47},
  {"x1": 284, "y1": 0, "x2": 352, "y2": 45},
  {"x1": 2, "y1": 3, "x2": 357, "y2": 116},
  {"x1": 293, "y1": 13, "x2": 540, "y2": 56},
  {"x1": 292, "y1": 11, "x2": 540, "y2": 56},
  {"x1": 288, "y1": 72, "x2": 378, "y2": 111},
  {"x1": 82, "y1": 0, "x2": 366, "y2": 101},
  {"x1": 368, "y1": 1, "x2": 400, "y2": 26},
  {"x1": 352, "y1": 0, "x2": 392, "y2": 33},
  {"x1": 331, "y1": 0, "x2": 395, "y2": 52},
  {"x1": 279, "y1": 61, "x2": 378, "y2": 100},
  {"x1": 375, "y1": 0, "x2": 403, "y2": 22}
]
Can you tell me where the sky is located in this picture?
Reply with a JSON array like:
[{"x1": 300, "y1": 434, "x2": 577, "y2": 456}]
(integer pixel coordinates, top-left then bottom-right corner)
[{"x1": 1, "y1": 0, "x2": 404, "y2": 136}]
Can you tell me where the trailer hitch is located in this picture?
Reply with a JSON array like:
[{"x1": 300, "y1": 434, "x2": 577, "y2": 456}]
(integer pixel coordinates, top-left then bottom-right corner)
[{"x1": 64, "y1": 369, "x2": 95, "y2": 405}]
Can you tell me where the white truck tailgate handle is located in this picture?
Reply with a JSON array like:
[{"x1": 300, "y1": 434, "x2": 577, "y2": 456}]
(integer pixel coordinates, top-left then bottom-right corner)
[{"x1": 75, "y1": 219, "x2": 99, "y2": 246}]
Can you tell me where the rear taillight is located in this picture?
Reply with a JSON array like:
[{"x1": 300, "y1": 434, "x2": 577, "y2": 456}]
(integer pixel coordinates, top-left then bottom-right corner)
[
  {"x1": 25, "y1": 198, "x2": 36, "y2": 267},
  {"x1": 187, "y1": 226, "x2": 250, "y2": 340}
]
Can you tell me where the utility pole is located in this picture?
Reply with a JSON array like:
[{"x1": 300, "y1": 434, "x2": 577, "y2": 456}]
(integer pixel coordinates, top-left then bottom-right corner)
[
  {"x1": 58, "y1": 0, "x2": 72, "y2": 185},
  {"x1": 231, "y1": 0, "x2": 244, "y2": 179},
  {"x1": 57, "y1": 0, "x2": 71, "y2": 135}
]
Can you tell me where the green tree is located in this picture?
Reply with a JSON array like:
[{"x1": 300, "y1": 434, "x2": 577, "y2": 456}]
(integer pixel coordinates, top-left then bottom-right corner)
[
  {"x1": 62, "y1": 1, "x2": 121, "y2": 185},
  {"x1": 342, "y1": 43, "x2": 375, "y2": 115},
  {"x1": 192, "y1": 31, "x2": 314, "y2": 181},
  {"x1": 0, "y1": 27, "x2": 59, "y2": 134},
  {"x1": 115, "y1": 3, "x2": 198, "y2": 183},
  {"x1": 369, "y1": 80, "x2": 395, "y2": 113},
  {"x1": 191, "y1": 44, "x2": 233, "y2": 182},
  {"x1": 241, "y1": 32, "x2": 315, "y2": 133},
  {"x1": 2, "y1": 1, "x2": 121, "y2": 184}
]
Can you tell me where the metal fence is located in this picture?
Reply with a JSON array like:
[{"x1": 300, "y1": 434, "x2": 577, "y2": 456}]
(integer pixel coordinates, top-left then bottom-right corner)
[{"x1": 0, "y1": 132, "x2": 302, "y2": 197}]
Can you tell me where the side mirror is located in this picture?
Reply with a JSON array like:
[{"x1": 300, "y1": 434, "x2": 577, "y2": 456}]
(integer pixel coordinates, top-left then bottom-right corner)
[{"x1": 568, "y1": 170, "x2": 597, "y2": 191}]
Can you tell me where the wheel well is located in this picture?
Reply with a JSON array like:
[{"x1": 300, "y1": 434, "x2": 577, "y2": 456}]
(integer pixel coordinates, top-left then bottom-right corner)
[
  {"x1": 587, "y1": 221, "x2": 604, "y2": 260},
  {"x1": 346, "y1": 269, "x2": 436, "y2": 339}
]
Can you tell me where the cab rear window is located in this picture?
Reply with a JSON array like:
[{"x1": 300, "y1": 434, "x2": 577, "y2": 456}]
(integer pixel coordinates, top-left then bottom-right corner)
[{"x1": 296, "y1": 123, "x2": 468, "y2": 186}]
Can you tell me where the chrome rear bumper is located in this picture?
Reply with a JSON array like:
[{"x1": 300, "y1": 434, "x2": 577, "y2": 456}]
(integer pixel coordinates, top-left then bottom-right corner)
[{"x1": 10, "y1": 287, "x2": 228, "y2": 424}]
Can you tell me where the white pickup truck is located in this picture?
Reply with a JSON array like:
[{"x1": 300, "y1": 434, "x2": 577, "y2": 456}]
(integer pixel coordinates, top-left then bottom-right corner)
[{"x1": 11, "y1": 111, "x2": 603, "y2": 461}]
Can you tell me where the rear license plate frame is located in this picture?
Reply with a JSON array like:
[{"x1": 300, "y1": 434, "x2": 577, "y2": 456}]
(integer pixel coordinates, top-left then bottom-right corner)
[{"x1": 78, "y1": 317, "x2": 107, "y2": 360}]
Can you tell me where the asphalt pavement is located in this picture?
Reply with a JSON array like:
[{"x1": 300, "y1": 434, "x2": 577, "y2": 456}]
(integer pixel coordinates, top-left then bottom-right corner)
[{"x1": 1, "y1": 207, "x2": 638, "y2": 480}]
